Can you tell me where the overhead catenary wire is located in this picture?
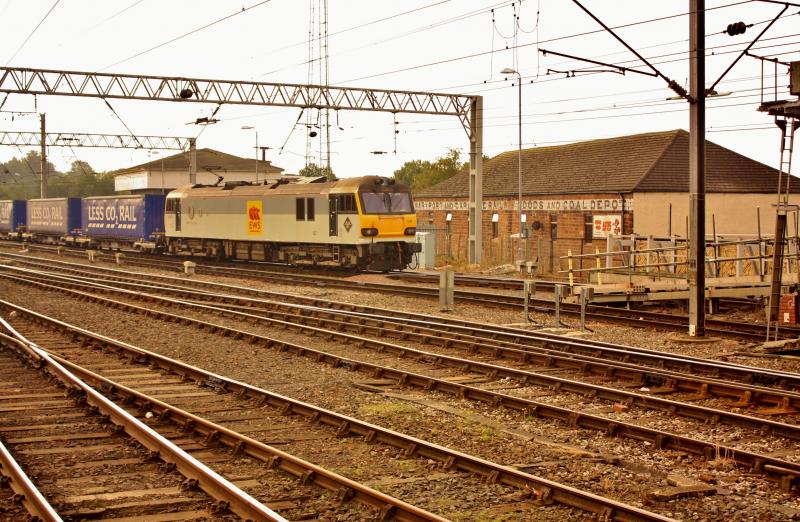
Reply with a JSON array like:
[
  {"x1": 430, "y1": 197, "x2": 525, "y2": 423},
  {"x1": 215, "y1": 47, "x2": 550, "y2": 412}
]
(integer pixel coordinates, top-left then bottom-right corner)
[
  {"x1": 336, "y1": 0, "x2": 754, "y2": 85},
  {"x1": 85, "y1": 0, "x2": 147, "y2": 33},
  {"x1": 254, "y1": 0, "x2": 453, "y2": 60},
  {"x1": 259, "y1": 0, "x2": 517, "y2": 78},
  {"x1": 102, "y1": 99, "x2": 143, "y2": 149},
  {"x1": 4, "y1": 0, "x2": 61, "y2": 66},
  {"x1": 99, "y1": 0, "x2": 274, "y2": 71}
]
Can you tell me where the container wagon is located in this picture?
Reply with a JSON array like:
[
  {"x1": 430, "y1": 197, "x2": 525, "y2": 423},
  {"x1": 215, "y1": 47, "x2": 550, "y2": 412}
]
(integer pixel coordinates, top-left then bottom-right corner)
[
  {"x1": 24, "y1": 198, "x2": 82, "y2": 244},
  {"x1": 81, "y1": 194, "x2": 166, "y2": 252},
  {"x1": 0, "y1": 200, "x2": 27, "y2": 239}
]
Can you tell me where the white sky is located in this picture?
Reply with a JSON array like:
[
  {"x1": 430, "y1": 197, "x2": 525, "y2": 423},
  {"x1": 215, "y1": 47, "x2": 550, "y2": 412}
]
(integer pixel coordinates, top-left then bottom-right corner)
[{"x1": 0, "y1": 0, "x2": 798, "y2": 177}]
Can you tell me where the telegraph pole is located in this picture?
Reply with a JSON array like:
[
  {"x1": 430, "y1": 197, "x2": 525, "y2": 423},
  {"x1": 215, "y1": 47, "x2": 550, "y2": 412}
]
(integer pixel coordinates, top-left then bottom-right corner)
[
  {"x1": 189, "y1": 137, "x2": 197, "y2": 184},
  {"x1": 39, "y1": 113, "x2": 47, "y2": 198},
  {"x1": 688, "y1": 0, "x2": 706, "y2": 336}
]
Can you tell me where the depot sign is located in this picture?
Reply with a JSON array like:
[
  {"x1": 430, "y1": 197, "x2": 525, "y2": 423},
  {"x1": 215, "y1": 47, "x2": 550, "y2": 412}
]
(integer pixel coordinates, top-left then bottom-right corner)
[{"x1": 415, "y1": 197, "x2": 632, "y2": 212}]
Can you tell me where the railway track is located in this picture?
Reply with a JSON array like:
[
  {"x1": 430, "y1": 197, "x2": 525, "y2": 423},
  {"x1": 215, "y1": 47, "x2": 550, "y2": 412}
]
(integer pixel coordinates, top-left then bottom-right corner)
[
  {"x1": 0, "y1": 301, "x2": 672, "y2": 521},
  {"x1": 3, "y1": 268, "x2": 800, "y2": 496},
  {"x1": 2, "y1": 255, "x2": 798, "y2": 390},
  {"x1": 6, "y1": 261, "x2": 800, "y2": 414},
  {"x1": 0, "y1": 242, "x2": 792, "y2": 342},
  {"x1": 0, "y1": 319, "x2": 284, "y2": 522},
  {"x1": 1, "y1": 252, "x2": 800, "y2": 394}
]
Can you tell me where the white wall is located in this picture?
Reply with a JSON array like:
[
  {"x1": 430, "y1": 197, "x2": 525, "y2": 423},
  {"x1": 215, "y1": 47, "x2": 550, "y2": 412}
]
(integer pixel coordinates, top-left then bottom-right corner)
[
  {"x1": 115, "y1": 169, "x2": 283, "y2": 193},
  {"x1": 633, "y1": 192, "x2": 800, "y2": 238}
]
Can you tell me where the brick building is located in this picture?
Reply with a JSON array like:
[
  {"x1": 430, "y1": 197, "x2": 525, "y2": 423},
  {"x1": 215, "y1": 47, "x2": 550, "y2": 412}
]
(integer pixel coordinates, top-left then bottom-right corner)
[{"x1": 413, "y1": 129, "x2": 799, "y2": 271}]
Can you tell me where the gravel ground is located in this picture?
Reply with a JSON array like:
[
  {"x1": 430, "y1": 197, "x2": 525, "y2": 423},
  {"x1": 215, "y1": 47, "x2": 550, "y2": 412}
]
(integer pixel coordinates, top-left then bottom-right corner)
[
  {"x1": 2, "y1": 275, "x2": 800, "y2": 521},
  {"x1": 15, "y1": 268, "x2": 798, "y2": 453},
  {"x1": 6, "y1": 248, "x2": 799, "y2": 375}
]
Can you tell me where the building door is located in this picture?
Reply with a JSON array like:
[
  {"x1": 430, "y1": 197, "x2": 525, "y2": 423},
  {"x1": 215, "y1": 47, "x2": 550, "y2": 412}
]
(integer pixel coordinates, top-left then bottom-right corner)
[{"x1": 328, "y1": 195, "x2": 338, "y2": 236}]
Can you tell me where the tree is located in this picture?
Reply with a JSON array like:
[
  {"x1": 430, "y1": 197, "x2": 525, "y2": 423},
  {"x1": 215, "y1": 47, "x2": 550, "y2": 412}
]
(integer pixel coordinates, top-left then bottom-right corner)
[
  {"x1": 392, "y1": 148, "x2": 465, "y2": 191},
  {"x1": 299, "y1": 162, "x2": 336, "y2": 181},
  {"x1": 0, "y1": 154, "x2": 113, "y2": 199},
  {"x1": 0, "y1": 151, "x2": 60, "y2": 199}
]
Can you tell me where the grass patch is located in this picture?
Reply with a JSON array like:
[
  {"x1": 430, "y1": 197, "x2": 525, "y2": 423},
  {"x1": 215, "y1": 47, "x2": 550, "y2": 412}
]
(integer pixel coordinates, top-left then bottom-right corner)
[{"x1": 357, "y1": 401, "x2": 417, "y2": 417}]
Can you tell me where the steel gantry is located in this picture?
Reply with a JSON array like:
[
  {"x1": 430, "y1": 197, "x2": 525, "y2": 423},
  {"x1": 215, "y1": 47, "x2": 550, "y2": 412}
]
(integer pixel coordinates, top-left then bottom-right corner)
[
  {"x1": 0, "y1": 131, "x2": 191, "y2": 150},
  {"x1": 0, "y1": 66, "x2": 484, "y2": 262}
]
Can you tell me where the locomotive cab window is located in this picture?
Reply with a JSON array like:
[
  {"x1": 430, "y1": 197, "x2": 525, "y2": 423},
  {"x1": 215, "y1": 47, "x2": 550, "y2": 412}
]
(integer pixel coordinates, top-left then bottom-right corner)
[
  {"x1": 360, "y1": 192, "x2": 413, "y2": 214},
  {"x1": 335, "y1": 194, "x2": 357, "y2": 214}
]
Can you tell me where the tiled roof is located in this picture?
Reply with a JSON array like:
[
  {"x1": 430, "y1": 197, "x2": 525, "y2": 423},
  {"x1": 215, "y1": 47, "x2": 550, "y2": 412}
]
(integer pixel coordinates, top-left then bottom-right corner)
[
  {"x1": 416, "y1": 129, "x2": 797, "y2": 197},
  {"x1": 113, "y1": 148, "x2": 283, "y2": 176}
]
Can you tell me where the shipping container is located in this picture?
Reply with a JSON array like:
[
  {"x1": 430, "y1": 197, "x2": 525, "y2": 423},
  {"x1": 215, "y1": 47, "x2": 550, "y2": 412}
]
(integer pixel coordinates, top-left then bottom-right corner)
[
  {"x1": 82, "y1": 194, "x2": 165, "y2": 242},
  {"x1": 26, "y1": 198, "x2": 82, "y2": 236},
  {"x1": 0, "y1": 200, "x2": 27, "y2": 233}
]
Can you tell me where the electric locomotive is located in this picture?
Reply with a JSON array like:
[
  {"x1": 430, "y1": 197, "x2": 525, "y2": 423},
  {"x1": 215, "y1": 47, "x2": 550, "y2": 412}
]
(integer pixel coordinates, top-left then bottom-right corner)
[{"x1": 163, "y1": 176, "x2": 420, "y2": 271}]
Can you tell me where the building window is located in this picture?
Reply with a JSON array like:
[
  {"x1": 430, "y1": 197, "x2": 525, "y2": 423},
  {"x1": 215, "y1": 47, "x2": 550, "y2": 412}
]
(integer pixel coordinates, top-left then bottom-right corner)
[
  {"x1": 584, "y1": 213, "x2": 593, "y2": 242},
  {"x1": 550, "y1": 212, "x2": 558, "y2": 240},
  {"x1": 491, "y1": 212, "x2": 499, "y2": 239},
  {"x1": 306, "y1": 198, "x2": 315, "y2": 221},
  {"x1": 296, "y1": 198, "x2": 305, "y2": 221}
]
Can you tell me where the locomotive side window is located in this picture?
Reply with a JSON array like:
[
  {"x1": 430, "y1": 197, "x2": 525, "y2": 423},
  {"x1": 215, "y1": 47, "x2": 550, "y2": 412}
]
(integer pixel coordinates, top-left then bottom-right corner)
[
  {"x1": 306, "y1": 198, "x2": 315, "y2": 221},
  {"x1": 296, "y1": 198, "x2": 305, "y2": 221},
  {"x1": 336, "y1": 194, "x2": 357, "y2": 214}
]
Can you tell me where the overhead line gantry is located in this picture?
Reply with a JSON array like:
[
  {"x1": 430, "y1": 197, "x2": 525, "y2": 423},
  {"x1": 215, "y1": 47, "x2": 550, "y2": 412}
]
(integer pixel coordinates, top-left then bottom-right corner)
[
  {"x1": 0, "y1": 131, "x2": 191, "y2": 150},
  {"x1": 0, "y1": 66, "x2": 484, "y2": 263}
]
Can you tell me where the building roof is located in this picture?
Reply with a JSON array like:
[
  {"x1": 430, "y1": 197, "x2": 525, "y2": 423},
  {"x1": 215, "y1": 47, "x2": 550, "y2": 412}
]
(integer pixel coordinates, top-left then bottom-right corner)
[
  {"x1": 113, "y1": 148, "x2": 283, "y2": 176},
  {"x1": 416, "y1": 129, "x2": 797, "y2": 198}
]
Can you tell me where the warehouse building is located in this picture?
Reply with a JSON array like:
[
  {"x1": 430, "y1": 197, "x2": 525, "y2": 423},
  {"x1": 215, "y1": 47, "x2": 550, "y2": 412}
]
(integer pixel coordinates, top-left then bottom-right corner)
[
  {"x1": 413, "y1": 129, "x2": 799, "y2": 271},
  {"x1": 114, "y1": 148, "x2": 285, "y2": 194}
]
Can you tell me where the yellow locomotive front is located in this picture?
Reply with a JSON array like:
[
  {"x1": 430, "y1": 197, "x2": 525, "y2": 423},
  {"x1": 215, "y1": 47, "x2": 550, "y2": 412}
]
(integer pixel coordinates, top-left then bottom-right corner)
[{"x1": 350, "y1": 177, "x2": 420, "y2": 271}]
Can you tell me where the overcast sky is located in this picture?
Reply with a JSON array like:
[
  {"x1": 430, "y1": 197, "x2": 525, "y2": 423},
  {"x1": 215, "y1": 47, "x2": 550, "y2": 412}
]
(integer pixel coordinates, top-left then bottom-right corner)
[{"x1": 0, "y1": 0, "x2": 798, "y2": 178}]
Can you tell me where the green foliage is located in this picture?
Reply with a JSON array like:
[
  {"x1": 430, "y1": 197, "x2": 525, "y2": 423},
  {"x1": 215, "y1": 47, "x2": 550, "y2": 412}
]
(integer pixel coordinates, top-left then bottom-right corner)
[
  {"x1": 393, "y1": 148, "x2": 480, "y2": 191},
  {"x1": 299, "y1": 162, "x2": 336, "y2": 181},
  {"x1": 0, "y1": 152, "x2": 114, "y2": 199}
]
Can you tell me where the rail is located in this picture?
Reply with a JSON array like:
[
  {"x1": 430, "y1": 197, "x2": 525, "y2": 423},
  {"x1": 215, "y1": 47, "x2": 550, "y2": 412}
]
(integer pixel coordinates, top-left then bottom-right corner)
[
  {"x1": 0, "y1": 317, "x2": 286, "y2": 522},
  {"x1": 0, "y1": 301, "x2": 675, "y2": 521}
]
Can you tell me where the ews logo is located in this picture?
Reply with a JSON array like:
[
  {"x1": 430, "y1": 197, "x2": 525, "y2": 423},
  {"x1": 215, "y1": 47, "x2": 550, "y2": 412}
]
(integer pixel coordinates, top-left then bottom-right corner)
[{"x1": 247, "y1": 200, "x2": 262, "y2": 235}]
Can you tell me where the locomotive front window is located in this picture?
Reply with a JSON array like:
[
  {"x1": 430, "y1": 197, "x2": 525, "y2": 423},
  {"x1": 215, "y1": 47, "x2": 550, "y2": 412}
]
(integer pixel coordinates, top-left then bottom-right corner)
[
  {"x1": 360, "y1": 192, "x2": 413, "y2": 214},
  {"x1": 388, "y1": 193, "x2": 413, "y2": 213}
]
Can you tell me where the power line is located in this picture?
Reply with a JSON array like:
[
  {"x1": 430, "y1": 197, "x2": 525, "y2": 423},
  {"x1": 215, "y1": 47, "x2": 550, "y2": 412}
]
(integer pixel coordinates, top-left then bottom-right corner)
[
  {"x1": 85, "y1": 0, "x2": 147, "y2": 32},
  {"x1": 100, "y1": 0, "x2": 274, "y2": 71},
  {"x1": 446, "y1": 34, "x2": 800, "y2": 99},
  {"x1": 102, "y1": 99, "x2": 142, "y2": 149},
  {"x1": 259, "y1": 0, "x2": 516, "y2": 78},
  {"x1": 255, "y1": 0, "x2": 453, "y2": 61},
  {"x1": 336, "y1": 0, "x2": 754, "y2": 85},
  {"x1": 5, "y1": 0, "x2": 61, "y2": 66}
]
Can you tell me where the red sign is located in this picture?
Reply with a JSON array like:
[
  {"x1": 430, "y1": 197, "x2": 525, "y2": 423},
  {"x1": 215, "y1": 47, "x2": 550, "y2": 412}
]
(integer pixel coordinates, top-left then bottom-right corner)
[{"x1": 593, "y1": 214, "x2": 622, "y2": 238}]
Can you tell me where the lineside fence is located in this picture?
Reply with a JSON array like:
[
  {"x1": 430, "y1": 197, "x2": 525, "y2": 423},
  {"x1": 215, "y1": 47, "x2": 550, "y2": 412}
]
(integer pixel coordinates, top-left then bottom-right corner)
[{"x1": 558, "y1": 234, "x2": 800, "y2": 285}]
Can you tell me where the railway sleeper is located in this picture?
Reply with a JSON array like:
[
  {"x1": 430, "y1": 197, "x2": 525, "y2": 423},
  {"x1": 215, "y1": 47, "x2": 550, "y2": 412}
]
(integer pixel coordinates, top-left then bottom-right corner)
[{"x1": 4, "y1": 296, "x2": 800, "y2": 492}]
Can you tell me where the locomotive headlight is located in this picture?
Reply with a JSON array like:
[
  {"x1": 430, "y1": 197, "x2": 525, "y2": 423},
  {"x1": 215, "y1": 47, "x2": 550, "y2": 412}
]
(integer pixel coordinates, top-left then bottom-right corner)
[
  {"x1": 361, "y1": 228, "x2": 379, "y2": 237},
  {"x1": 404, "y1": 227, "x2": 416, "y2": 236}
]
